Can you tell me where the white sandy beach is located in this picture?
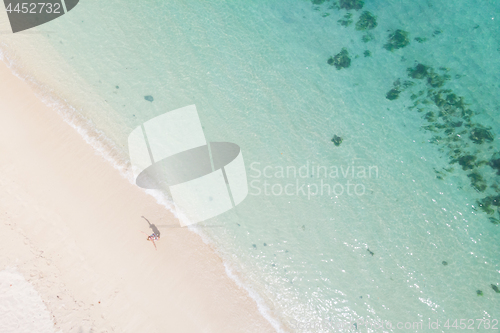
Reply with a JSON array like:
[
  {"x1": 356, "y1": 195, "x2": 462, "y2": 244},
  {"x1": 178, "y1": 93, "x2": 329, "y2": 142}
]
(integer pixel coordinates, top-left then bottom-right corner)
[{"x1": 0, "y1": 58, "x2": 276, "y2": 332}]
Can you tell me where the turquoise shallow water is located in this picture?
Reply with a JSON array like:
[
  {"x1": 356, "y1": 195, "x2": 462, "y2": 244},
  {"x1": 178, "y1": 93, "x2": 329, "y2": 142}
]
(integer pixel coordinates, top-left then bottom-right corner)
[{"x1": 9, "y1": 0, "x2": 500, "y2": 331}]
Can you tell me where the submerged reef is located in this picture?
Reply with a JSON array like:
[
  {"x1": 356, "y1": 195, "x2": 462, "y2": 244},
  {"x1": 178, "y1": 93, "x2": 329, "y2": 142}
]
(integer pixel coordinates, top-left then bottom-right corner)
[
  {"x1": 432, "y1": 29, "x2": 442, "y2": 37},
  {"x1": 362, "y1": 33, "x2": 374, "y2": 43},
  {"x1": 386, "y1": 88, "x2": 400, "y2": 100},
  {"x1": 408, "y1": 63, "x2": 429, "y2": 79},
  {"x1": 308, "y1": 0, "x2": 500, "y2": 291},
  {"x1": 338, "y1": 13, "x2": 353, "y2": 27},
  {"x1": 387, "y1": 61, "x2": 500, "y2": 224},
  {"x1": 469, "y1": 125, "x2": 494, "y2": 144},
  {"x1": 328, "y1": 48, "x2": 351, "y2": 70},
  {"x1": 427, "y1": 70, "x2": 451, "y2": 88},
  {"x1": 453, "y1": 155, "x2": 476, "y2": 171},
  {"x1": 313, "y1": 1, "x2": 499, "y2": 226},
  {"x1": 339, "y1": 0, "x2": 364, "y2": 10},
  {"x1": 331, "y1": 135, "x2": 343, "y2": 146},
  {"x1": 385, "y1": 79, "x2": 414, "y2": 100},
  {"x1": 492, "y1": 284, "x2": 500, "y2": 293},
  {"x1": 477, "y1": 195, "x2": 500, "y2": 215},
  {"x1": 489, "y1": 155, "x2": 500, "y2": 175},
  {"x1": 384, "y1": 30, "x2": 410, "y2": 51},
  {"x1": 468, "y1": 172, "x2": 487, "y2": 192},
  {"x1": 355, "y1": 11, "x2": 377, "y2": 31},
  {"x1": 144, "y1": 95, "x2": 154, "y2": 102}
]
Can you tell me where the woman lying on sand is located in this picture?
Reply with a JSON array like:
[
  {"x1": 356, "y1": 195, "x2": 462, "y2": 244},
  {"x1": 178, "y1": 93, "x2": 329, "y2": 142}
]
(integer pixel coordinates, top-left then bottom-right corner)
[{"x1": 141, "y1": 231, "x2": 160, "y2": 250}]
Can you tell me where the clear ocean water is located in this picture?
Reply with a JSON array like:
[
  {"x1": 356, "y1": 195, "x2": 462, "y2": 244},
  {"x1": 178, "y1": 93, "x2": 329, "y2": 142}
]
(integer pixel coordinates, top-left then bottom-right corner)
[{"x1": 2, "y1": 0, "x2": 500, "y2": 331}]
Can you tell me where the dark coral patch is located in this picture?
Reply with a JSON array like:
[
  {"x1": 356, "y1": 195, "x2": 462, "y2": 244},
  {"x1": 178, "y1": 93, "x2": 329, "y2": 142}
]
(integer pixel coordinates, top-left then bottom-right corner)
[
  {"x1": 469, "y1": 125, "x2": 494, "y2": 144},
  {"x1": 432, "y1": 29, "x2": 442, "y2": 36},
  {"x1": 384, "y1": 30, "x2": 410, "y2": 51},
  {"x1": 453, "y1": 155, "x2": 476, "y2": 171},
  {"x1": 362, "y1": 33, "x2": 374, "y2": 43},
  {"x1": 468, "y1": 172, "x2": 487, "y2": 192},
  {"x1": 477, "y1": 195, "x2": 500, "y2": 215},
  {"x1": 390, "y1": 61, "x2": 498, "y2": 225},
  {"x1": 424, "y1": 111, "x2": 436, "y2": 122},
  {"x1": 489, "y1": 156, "x2": 500, "y2": 175},
  {"x1": 407, "y1": 63, "x2": 429, "y2": 79},
  {"x1": 331, "y1": 135, "x2": 343, "y2": 146},
  {"x1": 339, "y1": 0, "x2": 364, "y2": 11},
  {"x1": 355, "y1": 11, "x2": 377, "y2": 31},
  {"x1": 450, "y1": 121, "x2": 463, "y2": 127},
  {"x1": 386, "y1": 88, "x2": 400, "y2": 100},
  {"x1": 385, "y1": 79, "x2": 414, "y2": 100},
  {"x1": 338, "y1": 13, "x2": 353, "y2": 26},
  {"x1": 328, "y1": 48, "x2": 351, "y2": 70},
  {"x1": 426, "y1": 70, "x2": 451, "y2": 88}
]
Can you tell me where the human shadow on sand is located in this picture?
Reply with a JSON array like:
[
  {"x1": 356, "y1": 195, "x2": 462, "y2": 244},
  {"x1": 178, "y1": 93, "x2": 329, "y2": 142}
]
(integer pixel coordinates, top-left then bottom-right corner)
[{"x1": 141, "y1": 216, "x2": 161, "y2": 237}]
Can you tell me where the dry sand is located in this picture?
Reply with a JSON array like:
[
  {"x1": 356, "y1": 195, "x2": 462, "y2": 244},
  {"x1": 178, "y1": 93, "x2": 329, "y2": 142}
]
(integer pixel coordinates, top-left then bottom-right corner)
[{"x1": 0, "y1": 58, "x2": 276, "y2": 333}]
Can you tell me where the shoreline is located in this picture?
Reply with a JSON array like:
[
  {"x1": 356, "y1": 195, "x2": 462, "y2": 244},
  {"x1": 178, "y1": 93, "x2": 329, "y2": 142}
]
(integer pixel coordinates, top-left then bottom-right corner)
[{"x1": 0, "y1": 57, "x2": 278, "y2": 332}]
